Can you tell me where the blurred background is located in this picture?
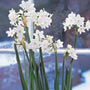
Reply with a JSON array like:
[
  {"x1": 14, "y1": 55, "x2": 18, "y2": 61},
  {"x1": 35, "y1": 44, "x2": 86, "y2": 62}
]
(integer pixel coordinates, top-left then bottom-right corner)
[
  {"x1": 0, "y1": 0, "x2": 90, "y2": 90},
  {"x1": 0, "y1": 0, "x2": 90, "y2": 48}
]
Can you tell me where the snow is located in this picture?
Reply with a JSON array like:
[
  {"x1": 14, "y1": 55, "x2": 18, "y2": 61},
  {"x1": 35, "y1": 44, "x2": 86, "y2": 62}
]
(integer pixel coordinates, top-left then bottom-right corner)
[{"x1": 73, "y1": 70, "x2": 90, "y2": 90}]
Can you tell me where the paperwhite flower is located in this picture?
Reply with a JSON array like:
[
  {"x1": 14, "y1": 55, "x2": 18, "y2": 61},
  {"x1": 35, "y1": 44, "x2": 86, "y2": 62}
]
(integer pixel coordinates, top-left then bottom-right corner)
[
  {"x1": 11, "y1": 25, "x2": 26, "y2": 42},
  {"x1": 46, "y1": 35, "x2": 53, "y2": 44},
  {"x1": 6, "y1": 28, "x2": 16, "y2": 37},
  {"x1": 33, "y1": 30, "x2": 45, "y2": 41},
  {"x1": 63, "y1": 12, "x2": 90, "y2": 35},
  {"x1": 63, "y1": 22, "x2": 72, "y2": 31},
  {"x1": 56, "y1": 39, "x2": 63, "y2": 48},
  {"x1": 25, "y1": 11, "x2": 37, "y2": 22},
  {"x1": 14, "y1": 25, "x2": 25, "y2": 38},
  {"x1": 41, "y1": 40, "x2": 50, "y2": 53},
  {"x1": 30, "y1": 30, "x2": 54, "y2": 54},
  {"x1": 85, "y1": 20, "x2": 90, "y2": 31},
  {"x1": 20, "y1": 0, "x2": 37, "y2": 22},
  {"x1": 19, "y1": 0, "x2": 35, "y2": 12},
  {"x1": 66, "y1": 12, "x2": 76, "y2": 25},
  {"x1": 78, "y1": 25, "x2": 85, "y2": 34},
  {"x1": 35, "y1": 9, "x2": 52, "y2": 29},
  {"x1": 8, "y1": 9, "x2": 18, "y2": 25},
  {"x1": 66, "y1": 44, "x2": 78, "y2": 60},
  {"x1": 28, "y1": 39, "x2": 41, "y2": 52},
  {"x1": 67, "y1": 44, "x2": 72, "y2": 49},
  {"x1": 63, "y1": 12, "x2": 76, "y2": 31},
  {"x1": 68, "y1": 48, "x2": 78, "y2": 60},
  {"x1": 75, "y1": 14, "x2": 85, "y2": 27}
]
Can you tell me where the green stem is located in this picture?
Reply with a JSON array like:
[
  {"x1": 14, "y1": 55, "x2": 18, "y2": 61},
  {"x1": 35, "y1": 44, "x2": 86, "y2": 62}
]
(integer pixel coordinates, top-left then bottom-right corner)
[
  {"x1": 62, "y1": 53, "x2": 67, "y2": 90},
  {"x1": 68, "y1": 29, "x2": 78, "y2": 90},
  {"x1": 23, "y1": 52, "x2": 28, "y2": 88},
  {"x1": 55, "y1": 49, "x2": 58, "y2": 74},
  {"x1": 14, "y1": 44, "x2": 28, "y2": 90},
  {"x1": 67, "y1": 59, "x2": 73, "y2": 90},
  {"x1": 39, "y1": 48, "x2": 49, "y2": 90},
  {"x1": 25, "y1": 26, "x2": 30, "y2": 43},
  {"x1": 54, "y1": 48, "x2": 59, "y2": 90},
  {"x1": 74, "y1": 29, "x2": 78, "y2": 48}
]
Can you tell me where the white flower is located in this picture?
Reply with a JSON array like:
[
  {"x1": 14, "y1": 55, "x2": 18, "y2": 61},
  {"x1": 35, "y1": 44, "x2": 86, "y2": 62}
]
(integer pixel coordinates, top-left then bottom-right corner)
[
  {"x1": 6, "y1": 28, "x2": 16, "y2": 37},
  {"x1": 78, "y1": 25, "x2": 85, "y2": 34},
  {"x1": 33, "y1": 30, "x2": 45, "y2": 41},
  {"x1": 66, "y1": 44, "x2": 78, "y2": 60},
  {"x1": 68, "y1": 48, "x2": 78, "y2": 60},
  {"x1": 41, "y1": 40, "x2": 50, "y2": 53},
  {"x1": 63, "y1": 12, "x2": 76, "y2": 31},
  {"x1": 20, "y1": 0, "x2": 37, "y2": 22},
  {"x1": 67, "y1": 44, "x2": 72, "y2": 49},
  {"x1": 75, "y1": 14, "x2": 85, "y2": 27},
  {"x1": 25, "y1": 11, "x2": 37, "y2": 22},
  {"x1": 28, "y1": 39, "x2": 41, "y2": 52},
  {"x1": 85, "y1": 20, "x2": 90, "y2": 31},
  {"x1": 35, "y1": 9, "x2": 52, "y2": 29},
  {"x1": 46, "y1": 35, "x2": 53, "y2": 44},
  {"x1": 56, "y1": 39, "x2": 63, "y2": 48},
  {"x1": 8, "y1": 9, "x2": 18, "y2": 25},
  {"x1": 63, "y1": 22, "x2": 72, "y2": 32},
  {"x1": 63, "y1": 12, "x2": 86, "y2": 34},
  {"x1": 66, "y1": 12, "x2": 76, "y2": 25},
  {"x1": 19, "y1": 0, "x2": 35, "y2": 11},
  {"x1": 14, "y1": 25, "x2": 25, "y2": 37},
  {"x1": 10, "y1": 25, "x2": 26, "y2": 42}
]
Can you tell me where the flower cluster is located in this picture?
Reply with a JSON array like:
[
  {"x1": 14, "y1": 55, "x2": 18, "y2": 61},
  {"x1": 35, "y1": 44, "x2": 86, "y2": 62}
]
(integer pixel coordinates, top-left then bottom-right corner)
[
  {"x1": 35, "y1": 9, "x2": 52, "y2": 29},
  {"x1": 63, "y1": 12, "x2": 90, "y2": 34},
  {"x1": 66, "y1": 44, "x2": 78, "y2": 60},
  {"x1": 7, "y1": 0, "x2": 52, "y2": 47},
  {"x1": 27, "y1": 30, "x2": 63, "y2": 54},
  {"x1": 6, "y1": 25, "x2": 25, "y2": 43},
  {"x1": 7, "y1": 0, "x2": 82, "y2": 60},
  {"x1": 8, "y1": 0, "x2": 52, "y2": 29}
]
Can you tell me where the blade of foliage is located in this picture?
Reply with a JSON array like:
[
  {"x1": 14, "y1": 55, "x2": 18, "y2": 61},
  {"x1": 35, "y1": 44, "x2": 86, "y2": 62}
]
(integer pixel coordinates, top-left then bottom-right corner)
[
  {"x1": 39, "y1": 48, "x2": 49, "y2": 90},
  {"x1": 29, "y1": 62, "x2": 35, "y2": 90},
  {"x1": 23, "y1": 46, "x2": 35, "y2": 90},
  {"x1": 31, "y1": 51, "x2": 43, "y2": 90},
  {"x1": 23, "y1": 52, "x2": 28, "y2": 88},
  {"x1": 35, "y1": 64, "x2": 43, "y2": 90},
  {"x1": 40, "y1": 62, "x2": 45, "y2": 90},
  {"x1": 14, "y1": 44, "x2": 28, "y2": 90},
  {"x1": 54, "y1": 49, "x2": 59, "y2": 90},
  {"x1": 54, "y1": 71, "x2": 60, "y2": 90},
  {"x1": 67, "y1": 59, "x2": 73, "y2": 90},
  {"x1": 70, "y1": 78, "x2": 72, "y2": 90},
  {"x1": 62, "y1": 53, "x2": 66, "y2": 90},
  {"x1": 25, "y1": 26, "x2": 30, "y2": 43}
]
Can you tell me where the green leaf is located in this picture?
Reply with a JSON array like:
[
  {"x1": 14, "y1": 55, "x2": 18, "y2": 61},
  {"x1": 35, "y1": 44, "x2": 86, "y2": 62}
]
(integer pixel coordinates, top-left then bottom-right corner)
[
  {"x1": 29, "y1": 62, "x2": 35, "y2": 90},
  {"x1": 23, "y1": 52, "x2": 28, "y2": 88},
  {"x1": 54, "y1": 48, "x2": 59, "y2": 90},
  {"x1": 62, "y1": 53, "x2": 67, "y2": 90},
  {"x1": 54, "y1": 71, "x2": 60, "y2": 90},
  {"x1": 64, "y1": 68, "x2": 69, "y2": 90},
  {"x1": 35, "y1": 64, "x2": 43, "y2": 90},
  {"x1": 67, "y1": 59, "x2": 73, "y2": 90},
  {"x1": 39, "y1": 48, "x2": 49, "y2": 90},
  {"x1": 14, "y1": 44, "x2": 28, "y2": 90},
  {"x1": 25, "y1": 26, "x2": 30, "y2": 43}
]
